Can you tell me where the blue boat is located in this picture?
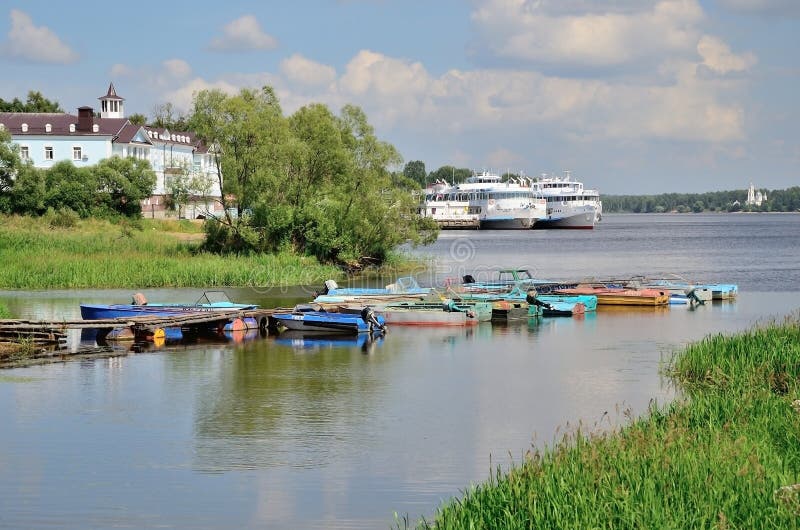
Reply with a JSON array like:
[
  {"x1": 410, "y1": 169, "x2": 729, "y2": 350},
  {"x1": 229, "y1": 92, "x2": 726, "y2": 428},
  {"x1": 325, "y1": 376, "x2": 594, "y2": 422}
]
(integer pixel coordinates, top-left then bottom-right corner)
[
  {"x1": 80, "y1": 291, "x2": 258, "y2": 320},
  {"x1": 269, "y1": 309, "x2": 386, "y2": 334}
]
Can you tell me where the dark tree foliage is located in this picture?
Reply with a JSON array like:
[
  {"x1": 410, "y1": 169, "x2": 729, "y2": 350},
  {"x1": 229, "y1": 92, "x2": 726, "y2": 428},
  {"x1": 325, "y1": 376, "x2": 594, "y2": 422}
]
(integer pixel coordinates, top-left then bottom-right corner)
[
  {"x1": 403, "y1": 160, "x2": 426, "y2": 187},
  {"x1": 0, "y1": 91, "x2": 63, "y2": 112},
  {"x1": 427, "y1": 166, "x2": 472, "y2": 185},
  {"x1": 603, "y1": 188, "x2": 799, "y2": 213},
  {"x1": 128, "y1": 113, "x2": 148, "y2": 126}
]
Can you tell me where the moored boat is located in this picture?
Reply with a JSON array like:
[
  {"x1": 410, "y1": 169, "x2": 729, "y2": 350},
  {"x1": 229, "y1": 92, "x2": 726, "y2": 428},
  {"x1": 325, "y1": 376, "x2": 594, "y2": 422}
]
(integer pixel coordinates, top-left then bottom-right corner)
[
  {"x1": 80, "y1": 291, "x2": 258, "y2": 320},
  {"x1": 555, "y1": 286, "x2": 670, "y2": 306},
  {"x1": 269, "y1": 309, "x2": 386, "y2": 334}
]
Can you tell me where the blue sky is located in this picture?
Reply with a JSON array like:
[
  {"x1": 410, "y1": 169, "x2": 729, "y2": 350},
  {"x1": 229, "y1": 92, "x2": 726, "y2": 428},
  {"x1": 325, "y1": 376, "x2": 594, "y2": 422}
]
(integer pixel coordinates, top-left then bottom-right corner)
[{"x1": 0, "y1": 0, "x2": 797, "y2": 193}]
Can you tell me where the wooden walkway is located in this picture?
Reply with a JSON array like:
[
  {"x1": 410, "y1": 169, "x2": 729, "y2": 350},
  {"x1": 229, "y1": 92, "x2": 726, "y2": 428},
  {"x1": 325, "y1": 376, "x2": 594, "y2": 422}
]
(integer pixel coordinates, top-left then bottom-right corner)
[{"x1": 0, "y1": 308, "x2": 290, "y2": 345}]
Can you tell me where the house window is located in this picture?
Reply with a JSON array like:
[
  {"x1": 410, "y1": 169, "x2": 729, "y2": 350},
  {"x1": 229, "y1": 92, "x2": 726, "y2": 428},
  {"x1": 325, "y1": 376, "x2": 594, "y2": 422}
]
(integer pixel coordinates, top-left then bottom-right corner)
[
  {"x1": 44, "y1": 146, "x2": 53, "y2": 160},
  {"x1": 20, "y1": 146, "x2": 29, "y2": 160},
  {"x1": 73, "y1": 146, "x2": 82, "y2": 161}
]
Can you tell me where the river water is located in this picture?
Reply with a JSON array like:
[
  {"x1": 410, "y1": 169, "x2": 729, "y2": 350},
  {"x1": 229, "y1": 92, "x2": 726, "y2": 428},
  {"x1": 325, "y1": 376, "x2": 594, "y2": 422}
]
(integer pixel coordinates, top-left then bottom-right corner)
[{"x1": 0, "y1": 213, "x2": 798, "y2": 529}]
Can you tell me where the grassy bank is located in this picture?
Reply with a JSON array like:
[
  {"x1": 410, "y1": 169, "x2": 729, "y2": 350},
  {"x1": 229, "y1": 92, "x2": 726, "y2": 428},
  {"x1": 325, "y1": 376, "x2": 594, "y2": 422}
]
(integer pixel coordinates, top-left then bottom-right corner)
[
  {"x1": 416, "y1": 318, "x2": 800, "y2": 528},
  {"x1": 0, "y1": 215, "x2": 341, "y2": 289}
]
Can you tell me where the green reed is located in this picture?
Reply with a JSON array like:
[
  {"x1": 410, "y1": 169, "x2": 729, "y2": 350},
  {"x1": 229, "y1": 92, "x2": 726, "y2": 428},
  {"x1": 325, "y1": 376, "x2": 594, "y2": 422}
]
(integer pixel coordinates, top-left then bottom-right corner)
[
  {"x1": 414, "y1": 318, "x2": 800, "y2": 529},
  {"x1": 0, "y1": 301, "x2": 10, "y2": 318},
  {"x1": 0, "y1": 215, "x2": 340, "y2": 289}
]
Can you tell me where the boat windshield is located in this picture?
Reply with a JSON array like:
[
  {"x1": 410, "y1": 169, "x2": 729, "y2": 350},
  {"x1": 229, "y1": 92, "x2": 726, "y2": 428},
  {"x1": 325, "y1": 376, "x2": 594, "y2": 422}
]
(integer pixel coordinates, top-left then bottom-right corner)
[{"x1": 194, "y1": 291, "x2": 234, "y2": 305}]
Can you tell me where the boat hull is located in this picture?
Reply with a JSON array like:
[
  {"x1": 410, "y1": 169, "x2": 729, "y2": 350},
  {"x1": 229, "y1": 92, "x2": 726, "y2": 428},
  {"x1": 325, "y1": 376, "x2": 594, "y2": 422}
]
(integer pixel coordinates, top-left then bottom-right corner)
[
  {"x1": 480, "y1": 217, "x2": 534, "y2": 230},
  {"x1": 269, "y1": 312, "x2": 385, "y2": 334},
  {"x1": 534, "y1": 211, "x2": 597, "y2": 229},
  {"x1": 80, "y1": 304, "x2": 189, "y2": 320}
]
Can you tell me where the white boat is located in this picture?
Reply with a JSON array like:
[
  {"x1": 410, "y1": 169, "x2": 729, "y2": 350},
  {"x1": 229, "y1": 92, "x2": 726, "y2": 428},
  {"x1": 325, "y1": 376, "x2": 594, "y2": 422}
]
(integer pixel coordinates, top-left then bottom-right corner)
[
  {"x1": 421, "y1": 171, "x2": 547, "y2": 230},
  {"x1": 530, "y1": 171, "x2": 602, "y2": 229}
]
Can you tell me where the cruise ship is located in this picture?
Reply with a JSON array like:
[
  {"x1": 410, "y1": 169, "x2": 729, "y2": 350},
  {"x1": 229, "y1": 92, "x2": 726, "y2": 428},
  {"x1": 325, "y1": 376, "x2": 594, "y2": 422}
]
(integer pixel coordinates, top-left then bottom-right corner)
[
  {"x1": 421, "y1": 172, "x2": 546, "y2": 229},
  {"x1": 530, "y1": 171, "x2": 602, "y2": 229}
]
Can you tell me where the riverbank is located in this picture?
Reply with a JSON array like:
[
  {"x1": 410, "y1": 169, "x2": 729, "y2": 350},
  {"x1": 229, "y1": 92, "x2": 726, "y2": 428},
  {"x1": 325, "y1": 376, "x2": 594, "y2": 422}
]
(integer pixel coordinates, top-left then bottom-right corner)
[
  {"x1": 0, "y1": 215, "x2": 344, "y2": 289},
  {"x1": 416, "y1": 317, "x2": 800, "y2": 528}
]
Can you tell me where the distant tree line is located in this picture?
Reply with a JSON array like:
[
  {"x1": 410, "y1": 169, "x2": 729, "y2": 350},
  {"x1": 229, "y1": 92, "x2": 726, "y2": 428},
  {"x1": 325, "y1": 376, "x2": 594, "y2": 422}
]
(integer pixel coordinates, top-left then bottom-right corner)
[{"x1": 603, "y1": 188, "x2": 800, "y2": 213}]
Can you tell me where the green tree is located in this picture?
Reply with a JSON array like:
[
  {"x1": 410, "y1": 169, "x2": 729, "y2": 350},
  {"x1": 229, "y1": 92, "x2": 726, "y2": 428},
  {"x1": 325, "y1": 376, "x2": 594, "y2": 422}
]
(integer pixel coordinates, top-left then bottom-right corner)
[
  {"x1": 44, "y1": 161, "x2": 97, "y2": 217},
  {"x1": 128, "y1": 113, "x2": 148, "y2": 126},
  {"x1": 403, "y1": 160, "x2": 426, "y2": 187},
  {"x1": 0, "y1": 91, "x2": 62, "y2": 112},
  {"x1": 0, "y1": 129, "x2": 22, "y2": 212},
  {"x1": 189, "y1": 87, "x2": 437, "y2": 265},
  {"x1": 93, "y1": 157, "x2": 156, "y2": 217},
  {"x1": 151, "y1": 102, "x2": 189, "y2": 131},
  {"x1": 9, "y1": 165, "x2": 46, "y2": 215}
]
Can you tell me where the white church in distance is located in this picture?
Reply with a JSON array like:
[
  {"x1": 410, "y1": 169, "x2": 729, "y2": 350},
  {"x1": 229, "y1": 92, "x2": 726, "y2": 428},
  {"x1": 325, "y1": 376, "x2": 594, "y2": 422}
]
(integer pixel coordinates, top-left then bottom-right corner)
[
  {"x1": 0, "y1": 83, "x2": 222, "y2": 219},
  {"x1": 745, "y1": 183, "x2": 766, "y2": 207}
]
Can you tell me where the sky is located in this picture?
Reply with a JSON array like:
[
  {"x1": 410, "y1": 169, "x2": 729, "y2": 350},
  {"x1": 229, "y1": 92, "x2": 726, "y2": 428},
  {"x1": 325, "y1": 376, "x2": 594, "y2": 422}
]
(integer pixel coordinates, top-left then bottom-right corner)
[{"x1": 0, "y1": 0, "x2": 797, "y2": 194}]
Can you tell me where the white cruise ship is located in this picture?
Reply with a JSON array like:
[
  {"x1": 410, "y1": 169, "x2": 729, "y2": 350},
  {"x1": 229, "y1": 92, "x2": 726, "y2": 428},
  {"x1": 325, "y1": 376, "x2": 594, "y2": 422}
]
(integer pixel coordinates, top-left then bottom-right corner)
[
  {"x1": 530, "y1": 171, "x2": 602, "y2": 229},
  {"x1": 421, "y1": 171, "x2": 546, "y2": 229}
]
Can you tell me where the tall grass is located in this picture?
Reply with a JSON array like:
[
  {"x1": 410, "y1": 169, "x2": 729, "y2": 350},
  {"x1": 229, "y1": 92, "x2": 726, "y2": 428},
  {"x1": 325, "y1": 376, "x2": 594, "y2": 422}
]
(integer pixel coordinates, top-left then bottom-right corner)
[
  {"x1": 0, "y1": 215, "x2": 339, "y2": 289},
  {"x1": 0, "y1": 301, "x2": 10, "y2": 318},
  {"x1": 416, "y1": 317, "x2": 800, "y2": 529}
]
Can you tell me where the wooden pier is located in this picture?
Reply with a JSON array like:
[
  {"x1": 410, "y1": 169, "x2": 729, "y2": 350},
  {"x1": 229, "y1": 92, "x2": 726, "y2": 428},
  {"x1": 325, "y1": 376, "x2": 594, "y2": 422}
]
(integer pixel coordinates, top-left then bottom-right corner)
[{"x1": 0, "y1": 308, "x2": 289, "y2": 345}]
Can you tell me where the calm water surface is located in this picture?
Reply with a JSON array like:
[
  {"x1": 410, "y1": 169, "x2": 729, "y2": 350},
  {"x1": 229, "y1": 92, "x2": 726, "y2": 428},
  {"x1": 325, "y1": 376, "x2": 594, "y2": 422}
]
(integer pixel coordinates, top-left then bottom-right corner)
[{"x1": 1, "y1": 214, "x2": 799, "y2": 529}]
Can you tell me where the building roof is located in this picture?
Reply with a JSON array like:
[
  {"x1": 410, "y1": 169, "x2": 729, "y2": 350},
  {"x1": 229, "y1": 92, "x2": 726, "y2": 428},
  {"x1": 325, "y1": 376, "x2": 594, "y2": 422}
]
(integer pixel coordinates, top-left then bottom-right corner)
[
  {"x1": 0, "y1": 112, "x2": 128, "y2": 136},
  {"x1": 99, "y1": 82, "x2": 124, "y2": 101},
  {"x1": 115, "y1": 123, "x2": 153, "y2": 145}
]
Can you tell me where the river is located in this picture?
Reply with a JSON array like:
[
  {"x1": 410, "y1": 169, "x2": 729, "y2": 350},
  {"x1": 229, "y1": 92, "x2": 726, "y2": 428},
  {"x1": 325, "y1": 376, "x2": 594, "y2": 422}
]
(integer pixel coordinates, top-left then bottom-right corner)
[{"x1": 0, "y1": 213, "x2": 798, "y2": 529}]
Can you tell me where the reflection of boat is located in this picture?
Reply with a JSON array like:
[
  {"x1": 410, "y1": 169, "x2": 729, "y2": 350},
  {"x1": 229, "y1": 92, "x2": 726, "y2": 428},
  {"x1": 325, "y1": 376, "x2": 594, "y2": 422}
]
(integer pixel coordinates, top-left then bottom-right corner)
[
  {"x1": 80, "y1": 291, "x2": 258, "y2": 320},
  {"x1": 269, "y1": 310, "x2": 385, "y2": 334},
  {"x1": 272, "y1": 331, "x2": 384, "y2": 351}
]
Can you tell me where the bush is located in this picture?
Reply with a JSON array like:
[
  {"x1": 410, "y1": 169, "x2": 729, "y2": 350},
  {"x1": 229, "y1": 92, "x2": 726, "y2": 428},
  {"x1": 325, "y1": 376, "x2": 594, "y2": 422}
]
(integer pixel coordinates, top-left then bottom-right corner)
[{"x1": 45, "y1": 207, "x2": 80, "y2": 229}]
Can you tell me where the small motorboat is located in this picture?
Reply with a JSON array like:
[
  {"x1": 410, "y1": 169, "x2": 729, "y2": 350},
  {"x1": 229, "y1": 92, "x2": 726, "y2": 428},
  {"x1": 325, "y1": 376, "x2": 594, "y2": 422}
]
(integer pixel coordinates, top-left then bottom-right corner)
[
  {"x1": 555, "y1": 285, "x2": 670, "y2": 306},
  {"x1": 269, "y1": 308, "x2": 386, "y2": 334},
  {"x1": 80, "y1": 291, "x2": 258, "y2": 320}
]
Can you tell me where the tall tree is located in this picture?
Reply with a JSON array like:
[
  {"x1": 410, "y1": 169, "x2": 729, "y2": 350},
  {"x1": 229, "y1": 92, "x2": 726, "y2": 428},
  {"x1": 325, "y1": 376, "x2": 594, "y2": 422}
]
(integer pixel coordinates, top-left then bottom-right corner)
[
  {"x1": 403, "y1": 160, "x2": 426, "y2": 187},
  {"x1": 151, "y1": 102, "x2": 189, "y2": 131},
  {"x1": 0, "y1": 130, "x2": 22, "y2": 212},
  {"x1": 128, "y1": 113, "x2": 148, "y2": 126}
]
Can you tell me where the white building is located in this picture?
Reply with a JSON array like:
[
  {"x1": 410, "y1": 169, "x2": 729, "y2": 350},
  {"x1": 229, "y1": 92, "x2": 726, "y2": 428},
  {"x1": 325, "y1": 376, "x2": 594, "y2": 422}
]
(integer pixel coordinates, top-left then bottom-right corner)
[
  {"x1": 745, "y1": 182, "x2": 766, "y2": 207},
  {"x1": 0, "y1": 83, "x2": 222, "y2": 219}
]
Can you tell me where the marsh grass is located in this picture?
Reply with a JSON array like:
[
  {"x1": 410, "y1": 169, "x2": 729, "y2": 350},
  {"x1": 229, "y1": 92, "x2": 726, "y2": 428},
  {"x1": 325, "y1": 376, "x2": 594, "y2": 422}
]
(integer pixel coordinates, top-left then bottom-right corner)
[
  {"x1": 0, "y1": 301, "x2": 10, "y2": 318},
  {"x1": 416, "y1": 317, "x2": 800, "y2": 529},
  {"x1": 0, "y1": 215, "x2": 339, "y2": 289}
]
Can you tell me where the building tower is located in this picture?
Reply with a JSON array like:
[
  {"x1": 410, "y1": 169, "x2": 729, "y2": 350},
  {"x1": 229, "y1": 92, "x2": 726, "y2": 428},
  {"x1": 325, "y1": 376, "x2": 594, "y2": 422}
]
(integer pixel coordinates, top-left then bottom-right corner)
[{"x1": 99, "y1": 82, "x2": 124, "y2": 119}]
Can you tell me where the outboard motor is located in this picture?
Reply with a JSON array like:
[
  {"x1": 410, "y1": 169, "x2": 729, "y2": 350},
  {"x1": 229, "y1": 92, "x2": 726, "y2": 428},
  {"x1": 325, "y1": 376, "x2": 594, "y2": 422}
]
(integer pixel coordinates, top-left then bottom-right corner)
[
  {"x1": 360, "y1": 307, "x2": 384, "y2": 332},
  {"x1": 526, "y1": 290, "x2": 553, "y2": 310},
  {"x1": 131, "y1": 293, "x2": 147, "y2": 306},
  {"x1": 463, "y1": 274, "x2": 476, "y2": 284},
  {"x1": 320, "y1": 279, "x2": 339, "y2": 295}
]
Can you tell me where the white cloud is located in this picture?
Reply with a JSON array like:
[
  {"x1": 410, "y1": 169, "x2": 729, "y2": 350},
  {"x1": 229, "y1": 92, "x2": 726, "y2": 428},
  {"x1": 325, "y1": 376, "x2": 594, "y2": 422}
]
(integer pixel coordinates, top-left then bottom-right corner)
[
  {"x1": 1, "y1": 9, "x2": 78, "y2": 64},
  {"x1": 208, "y1": 15, "x2": 278, "y2": 52},
  {"x1": 163, "y1": 59, "x2": 192, "y2": 79},
  {"x1": 109, "y1": 59, "x2": 193, "y2": 89},
  {"x1": 280, "y1": 54, "x2": 336, "y2": 87},
  {"x1": 470, "y1": 0, "x2": 703, "y2": 68},
  {"x1": 697, "y1": 35, "x2": 756, "y2": 74}
]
